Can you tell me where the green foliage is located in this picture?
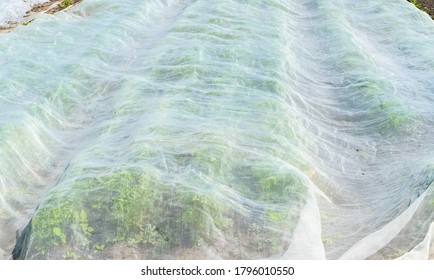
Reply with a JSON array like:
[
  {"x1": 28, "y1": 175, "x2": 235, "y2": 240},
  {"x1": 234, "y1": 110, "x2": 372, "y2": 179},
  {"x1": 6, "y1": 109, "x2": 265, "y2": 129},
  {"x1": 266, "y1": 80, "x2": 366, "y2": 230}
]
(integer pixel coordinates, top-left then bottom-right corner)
[
  {"x1": 262, "y1": 207, "x2": 293, "y2": 253},
  {"x1": 29, "y1": 160, "x2": 307, "y2": 258},
  {"x1": 31, "y1": 193, "x2": 85, "y2": 256},
  {"x1": 347, "y1": 77, "x2": 418, "y2": 136},
  {"x1": 62, "y1": 250, "x2": 80, "y2": 260},
  {"x1": 60, "y1": 0, "x2": 72, "y2": 9},
  {"x1": 94, "y1": 244, "x2": 105, "y2": 251},
  {"x1": 29, "y1": 170, "x2": 229, "y2": 257},
  {"x1": 107, "y1": 172, "x2": 165, "y2": 246},
  {"x1": 379, "y1": 99, "x2": 417, "y2": 134},
  {"x1": 252, "y1": 166, "x2": 302, "y2": 203},
  {"x1": 191, "y1": 145, "x2": 232, "y2": 176},
  {"x1": 177, "y1": 192, "x2": 232, "y2": 246},
  {"x1": 79, "y1": 210, "x2": 94, "y2": 236},
  {"x1": 412, "y1": 0, "x2": 423, "y2": 10}
]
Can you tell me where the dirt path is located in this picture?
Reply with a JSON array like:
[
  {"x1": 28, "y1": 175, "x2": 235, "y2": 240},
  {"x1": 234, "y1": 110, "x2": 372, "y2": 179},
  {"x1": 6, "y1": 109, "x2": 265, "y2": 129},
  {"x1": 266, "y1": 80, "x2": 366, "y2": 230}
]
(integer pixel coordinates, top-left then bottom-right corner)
[
  {"x1": 0, "y1": 0, "x2": 81, "y2": 33},
  {"x1": 409, "y1": 0, "x2": 434, "y2": 18}
]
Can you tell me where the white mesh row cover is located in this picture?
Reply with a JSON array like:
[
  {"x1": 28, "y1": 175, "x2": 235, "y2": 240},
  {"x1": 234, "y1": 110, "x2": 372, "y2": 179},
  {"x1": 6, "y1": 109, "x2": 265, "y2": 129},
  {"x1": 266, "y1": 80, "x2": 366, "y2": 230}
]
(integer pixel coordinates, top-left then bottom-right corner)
[
  {"x1": 398, "y1": 222, "x2": 434, "y2": 260},
  {"x1": 1, "y1": 0, "x2": 434, "y2": 259}
]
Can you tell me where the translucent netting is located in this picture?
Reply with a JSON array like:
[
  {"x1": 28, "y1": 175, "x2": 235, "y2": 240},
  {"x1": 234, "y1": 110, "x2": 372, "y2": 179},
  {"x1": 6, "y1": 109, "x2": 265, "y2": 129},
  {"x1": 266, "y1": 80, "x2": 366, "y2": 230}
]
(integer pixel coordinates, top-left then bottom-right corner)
[{"x1": 1, "y1": 0, "x2": 434, "y2": 259}]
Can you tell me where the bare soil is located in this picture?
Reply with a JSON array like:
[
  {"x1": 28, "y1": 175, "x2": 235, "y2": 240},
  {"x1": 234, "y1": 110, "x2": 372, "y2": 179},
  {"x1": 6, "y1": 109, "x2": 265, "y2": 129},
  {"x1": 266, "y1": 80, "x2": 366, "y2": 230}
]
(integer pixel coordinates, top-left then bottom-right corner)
[
  {"x1": 0, "y1": 0, "x2": 82, "y2": 33},
  {"x1": 409, "y1": 0, "x2": 434, "y2": 18}
]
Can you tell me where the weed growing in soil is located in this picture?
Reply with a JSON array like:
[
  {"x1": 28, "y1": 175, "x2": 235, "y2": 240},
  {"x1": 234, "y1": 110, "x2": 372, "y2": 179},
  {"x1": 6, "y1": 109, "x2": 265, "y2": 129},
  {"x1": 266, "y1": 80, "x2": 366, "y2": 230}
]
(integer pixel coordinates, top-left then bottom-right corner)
[{"x1": 60, "y1": 0, "x2": 72, "y2": 9}]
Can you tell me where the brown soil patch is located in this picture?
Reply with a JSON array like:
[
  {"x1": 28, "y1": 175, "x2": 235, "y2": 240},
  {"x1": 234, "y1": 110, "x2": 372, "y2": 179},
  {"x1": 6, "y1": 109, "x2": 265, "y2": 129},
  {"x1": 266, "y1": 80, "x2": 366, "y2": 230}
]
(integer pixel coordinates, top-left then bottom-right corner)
[
  {"x1": 0, "y1": 22, "x2": 19, "y2": 32},
  {"x1": 46, "y1": 0, "x2": 82, "y2": 14},
  {"x1": 0, "y1": 0, "x2": 82, "y2": 33},
  {"x1": 29, "y1": 1, "x2": 57, "y2": 14},
  {"x1": 409, "y1": 0, "x2": 434, "y2": 19}
]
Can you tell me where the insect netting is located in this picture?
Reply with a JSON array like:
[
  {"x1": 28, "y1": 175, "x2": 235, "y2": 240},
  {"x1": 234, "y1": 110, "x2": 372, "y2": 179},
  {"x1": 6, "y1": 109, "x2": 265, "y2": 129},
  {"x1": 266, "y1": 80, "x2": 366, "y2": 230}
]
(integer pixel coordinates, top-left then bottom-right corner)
[{"x1": 1, "y1": 0, "x2": 434, "y2": 259}]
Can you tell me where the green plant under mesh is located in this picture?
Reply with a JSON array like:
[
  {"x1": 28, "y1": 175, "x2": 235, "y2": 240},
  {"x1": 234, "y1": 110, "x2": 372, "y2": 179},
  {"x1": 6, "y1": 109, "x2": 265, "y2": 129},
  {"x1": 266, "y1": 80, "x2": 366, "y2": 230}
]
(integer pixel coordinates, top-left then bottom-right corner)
[
  {"x1": 26, "y1": 159, "x2": 307, "y2": 259},
  {"x1": 60, "y1": 0, "x2": 72, "y2": 9}
]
